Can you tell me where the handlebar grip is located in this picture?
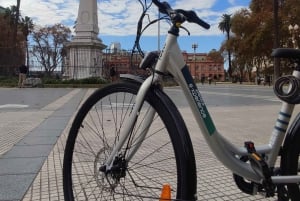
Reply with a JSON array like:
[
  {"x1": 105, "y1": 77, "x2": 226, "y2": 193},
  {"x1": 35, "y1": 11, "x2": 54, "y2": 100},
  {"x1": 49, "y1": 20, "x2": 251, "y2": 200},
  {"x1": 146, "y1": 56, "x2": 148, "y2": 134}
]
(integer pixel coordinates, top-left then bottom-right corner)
[
  {"x1": 198, "y1": 19, "x2": 210, "y2": 30},
  {"x1": 187, "y1": 11, "x2": 210, "y2": 29}
]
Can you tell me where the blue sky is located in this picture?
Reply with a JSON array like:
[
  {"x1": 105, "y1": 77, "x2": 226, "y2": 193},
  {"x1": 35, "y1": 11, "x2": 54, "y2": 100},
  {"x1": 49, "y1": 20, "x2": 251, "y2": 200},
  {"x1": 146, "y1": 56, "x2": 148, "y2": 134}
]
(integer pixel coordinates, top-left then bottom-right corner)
[{"x1": 0, "y1": 0, "x2": 251, "y2": 55}]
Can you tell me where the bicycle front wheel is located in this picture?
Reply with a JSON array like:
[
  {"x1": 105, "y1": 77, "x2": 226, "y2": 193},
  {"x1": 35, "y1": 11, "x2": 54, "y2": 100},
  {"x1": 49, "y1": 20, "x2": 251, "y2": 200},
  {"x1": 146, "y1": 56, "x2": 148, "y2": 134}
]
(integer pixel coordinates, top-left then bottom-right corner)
[{"x1": 63, "y1": 81, "x2": 197, "y2": 200}]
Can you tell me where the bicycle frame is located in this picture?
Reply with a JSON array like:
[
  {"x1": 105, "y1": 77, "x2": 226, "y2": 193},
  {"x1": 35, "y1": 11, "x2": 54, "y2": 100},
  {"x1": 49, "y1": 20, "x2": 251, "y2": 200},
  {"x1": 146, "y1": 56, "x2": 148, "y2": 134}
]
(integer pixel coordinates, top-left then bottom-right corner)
[{"x1": 105, "y1": 24, "x2": 300, "y2": 185}]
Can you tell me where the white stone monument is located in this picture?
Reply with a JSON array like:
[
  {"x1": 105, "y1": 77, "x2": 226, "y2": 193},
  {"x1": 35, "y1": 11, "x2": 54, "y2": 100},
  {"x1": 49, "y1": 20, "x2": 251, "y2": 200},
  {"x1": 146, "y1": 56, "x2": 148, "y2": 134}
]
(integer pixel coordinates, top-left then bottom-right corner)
[{"x1": 64, "y1": 0, "x2": 106, "y2": 79}]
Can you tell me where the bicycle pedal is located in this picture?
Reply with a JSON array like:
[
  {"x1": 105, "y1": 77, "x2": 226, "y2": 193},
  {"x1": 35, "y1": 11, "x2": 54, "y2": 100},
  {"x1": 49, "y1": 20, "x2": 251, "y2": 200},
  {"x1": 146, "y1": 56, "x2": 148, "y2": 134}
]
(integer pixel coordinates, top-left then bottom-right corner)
[{"x1": 244, "y1": 141, "x2": 275, "y2": 197}]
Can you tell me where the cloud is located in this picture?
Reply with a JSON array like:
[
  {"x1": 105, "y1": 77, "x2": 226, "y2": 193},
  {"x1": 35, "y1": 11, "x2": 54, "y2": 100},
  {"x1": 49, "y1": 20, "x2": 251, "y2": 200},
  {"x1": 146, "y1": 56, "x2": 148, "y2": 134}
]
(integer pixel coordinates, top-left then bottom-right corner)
[
  {"x1": 228, "y1": 0, "x2": 236, "y2": 5},
  {"x1": 0, "y1": 0, "x2": 248, "y2": 37},
  {"x1": 173, "y1": 0, "x2": 217, "y2": 10}
]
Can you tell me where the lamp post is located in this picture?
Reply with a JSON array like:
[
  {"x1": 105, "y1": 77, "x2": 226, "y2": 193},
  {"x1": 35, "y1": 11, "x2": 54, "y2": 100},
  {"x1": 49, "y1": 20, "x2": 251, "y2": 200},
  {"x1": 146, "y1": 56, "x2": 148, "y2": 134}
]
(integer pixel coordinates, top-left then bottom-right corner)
[
  {"x1": 289, "y1": 24, "x2": 299, "y2": 48},
  {"x1": 192, "y1": 43, "x2": 198, "y2": 78}
]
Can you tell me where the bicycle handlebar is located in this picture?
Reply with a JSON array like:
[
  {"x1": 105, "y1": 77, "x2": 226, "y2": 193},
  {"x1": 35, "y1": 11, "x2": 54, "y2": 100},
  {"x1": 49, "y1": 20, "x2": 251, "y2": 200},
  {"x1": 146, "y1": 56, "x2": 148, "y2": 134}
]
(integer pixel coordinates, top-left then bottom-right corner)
[{"x1": 152, "y1": 0, "x2": 210, "y2": 30}]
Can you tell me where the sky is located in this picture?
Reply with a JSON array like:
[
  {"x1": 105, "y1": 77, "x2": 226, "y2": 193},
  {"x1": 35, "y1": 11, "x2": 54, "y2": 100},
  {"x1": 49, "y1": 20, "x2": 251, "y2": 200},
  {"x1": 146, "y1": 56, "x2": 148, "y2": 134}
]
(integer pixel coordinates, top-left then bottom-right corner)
[{"x1": 0, "y1": 0, "x2": 251, "y2": 56}]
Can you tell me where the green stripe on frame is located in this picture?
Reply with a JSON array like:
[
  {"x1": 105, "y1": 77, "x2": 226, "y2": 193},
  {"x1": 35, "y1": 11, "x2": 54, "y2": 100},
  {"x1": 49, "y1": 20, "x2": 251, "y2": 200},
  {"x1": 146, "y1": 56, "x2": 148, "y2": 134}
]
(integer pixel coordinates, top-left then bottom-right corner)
[{"x1": 181, "y1": 66, "x2": 216, "y2": 135}]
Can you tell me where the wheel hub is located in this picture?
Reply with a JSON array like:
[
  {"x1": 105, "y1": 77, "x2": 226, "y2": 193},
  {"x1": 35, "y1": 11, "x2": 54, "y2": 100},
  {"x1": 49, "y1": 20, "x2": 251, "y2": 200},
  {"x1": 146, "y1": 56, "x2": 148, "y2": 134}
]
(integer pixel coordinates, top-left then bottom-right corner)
[{"x1": 94, "y1": 149, "x2": 128, "y2": 191}]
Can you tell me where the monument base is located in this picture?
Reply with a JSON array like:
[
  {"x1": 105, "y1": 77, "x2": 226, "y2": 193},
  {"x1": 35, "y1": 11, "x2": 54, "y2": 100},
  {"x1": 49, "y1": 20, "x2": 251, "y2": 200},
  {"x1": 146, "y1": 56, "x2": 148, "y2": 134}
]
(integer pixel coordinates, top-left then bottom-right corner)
[{"x1": 64, "y1": 41, "x2": 106, "y2": 79}]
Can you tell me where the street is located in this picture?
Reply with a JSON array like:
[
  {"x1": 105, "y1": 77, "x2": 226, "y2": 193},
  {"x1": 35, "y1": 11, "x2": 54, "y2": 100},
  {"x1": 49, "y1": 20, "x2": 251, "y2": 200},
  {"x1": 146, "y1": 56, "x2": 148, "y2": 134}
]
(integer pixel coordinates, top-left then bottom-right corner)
[
  {"x1": 165, "y1": 84, "x2": 279, "y2": 108},
  {"x1": 0, "y1": 84, "x2": 278, "y2": 111}
]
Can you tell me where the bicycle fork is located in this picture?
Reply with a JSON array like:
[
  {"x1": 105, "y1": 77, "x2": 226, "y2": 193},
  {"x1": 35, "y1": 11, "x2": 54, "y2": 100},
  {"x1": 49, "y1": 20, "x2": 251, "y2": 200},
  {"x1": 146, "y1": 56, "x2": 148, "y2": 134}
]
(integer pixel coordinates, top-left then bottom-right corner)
[{"x1": 103, "y1": 76, "x2": 157, "y2": 171}]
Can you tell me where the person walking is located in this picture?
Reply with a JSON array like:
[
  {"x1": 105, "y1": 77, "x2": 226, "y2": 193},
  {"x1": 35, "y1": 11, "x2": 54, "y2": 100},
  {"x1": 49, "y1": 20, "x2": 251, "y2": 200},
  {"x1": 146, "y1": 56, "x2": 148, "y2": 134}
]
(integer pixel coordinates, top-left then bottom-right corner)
[
  {"x1": 110, "y1": 67, "x2": 117, "y2": 82},
  {"x1": 18, "y1": 64, "x2": 28, "y2": 88}
]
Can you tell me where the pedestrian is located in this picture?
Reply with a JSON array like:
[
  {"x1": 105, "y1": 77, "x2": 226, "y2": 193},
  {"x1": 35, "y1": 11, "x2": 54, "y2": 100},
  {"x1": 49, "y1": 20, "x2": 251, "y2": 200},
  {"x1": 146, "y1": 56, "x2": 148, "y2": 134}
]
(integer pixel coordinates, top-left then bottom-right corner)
[
  {"x1": 110, "y1": 67, "x2": 116, "y2": 82},
  {"x1": 18, "y1": 64, "x2": 28, "y2": 88},
  {"x1": 265, "y1": 75, "x2": 271, "y2": 86},
  {"x1": 201, "y1": 76, "x2": 205, "y2": 85},
  {"x1": 208, "y1": 77, "x2": 212, "y2": 85}
]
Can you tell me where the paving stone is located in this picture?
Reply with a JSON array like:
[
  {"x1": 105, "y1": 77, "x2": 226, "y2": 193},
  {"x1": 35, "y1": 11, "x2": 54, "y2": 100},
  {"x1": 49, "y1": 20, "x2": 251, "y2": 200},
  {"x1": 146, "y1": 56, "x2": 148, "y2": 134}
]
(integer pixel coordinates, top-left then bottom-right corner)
[
  {"x1": 2, "y1": 145, "x2": 54, "y2": 158},
  {"x1": 0, "y1": 174, "x2": 36, "y2": 201},
  {"x1": 16, "y1": 136, "x2": 59, "y2": 146},
  {"x1": 0, "y1": 157, "x2": 45, "y2": 175}
]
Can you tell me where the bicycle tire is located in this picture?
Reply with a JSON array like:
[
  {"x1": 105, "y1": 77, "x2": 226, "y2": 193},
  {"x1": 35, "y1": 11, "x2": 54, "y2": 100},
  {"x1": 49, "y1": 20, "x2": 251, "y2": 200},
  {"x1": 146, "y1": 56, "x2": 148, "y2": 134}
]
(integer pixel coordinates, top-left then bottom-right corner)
[
  {"x1": 280, "y1": 114, "x2": 300, "y2": 201},
  {"x1": 63, "y1": 81, "x2": 197, "y2": 201}
]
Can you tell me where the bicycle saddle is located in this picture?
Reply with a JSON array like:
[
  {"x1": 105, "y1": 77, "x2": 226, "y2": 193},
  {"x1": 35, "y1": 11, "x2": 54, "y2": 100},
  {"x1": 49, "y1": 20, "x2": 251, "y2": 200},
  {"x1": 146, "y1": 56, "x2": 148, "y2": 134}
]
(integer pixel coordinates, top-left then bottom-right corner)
[{"x1": 271, "y1": 48, "x2": 300, "y2": 60}]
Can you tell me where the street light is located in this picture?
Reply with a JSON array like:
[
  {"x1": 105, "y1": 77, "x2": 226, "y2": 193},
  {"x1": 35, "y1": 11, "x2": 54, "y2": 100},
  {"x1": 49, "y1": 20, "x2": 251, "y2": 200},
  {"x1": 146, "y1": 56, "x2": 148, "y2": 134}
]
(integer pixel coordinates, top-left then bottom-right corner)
[
  {"x1": 192, "y1": 43, "x2": 198, "y2": 77},
  {"x1": 288, "y1": 24, "x2": 299, "y2": 48}
]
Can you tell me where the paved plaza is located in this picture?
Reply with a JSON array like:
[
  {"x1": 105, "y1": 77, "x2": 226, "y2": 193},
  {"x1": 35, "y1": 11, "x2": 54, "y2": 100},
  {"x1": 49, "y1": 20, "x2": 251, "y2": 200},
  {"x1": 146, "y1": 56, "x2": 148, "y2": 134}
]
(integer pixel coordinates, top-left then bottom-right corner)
[{"x1": 0, "y1": 86, "x2": 298, "y2": 200}]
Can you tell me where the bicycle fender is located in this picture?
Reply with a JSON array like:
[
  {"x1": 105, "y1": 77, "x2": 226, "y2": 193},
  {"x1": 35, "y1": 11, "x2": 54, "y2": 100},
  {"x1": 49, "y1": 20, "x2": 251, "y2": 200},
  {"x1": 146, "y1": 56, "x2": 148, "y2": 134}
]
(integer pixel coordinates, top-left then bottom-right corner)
[
  {"x1": 120, "y1": 73, "x2": 145, "y2": 83},
  {"x1": 282, "y1": 112, "x2": 300, "y2": 151}
]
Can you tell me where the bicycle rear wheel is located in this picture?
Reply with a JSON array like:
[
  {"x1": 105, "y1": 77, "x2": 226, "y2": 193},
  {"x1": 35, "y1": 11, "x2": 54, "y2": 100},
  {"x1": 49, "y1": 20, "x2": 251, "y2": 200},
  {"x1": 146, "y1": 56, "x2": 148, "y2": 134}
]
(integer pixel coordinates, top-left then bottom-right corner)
[
  {"x1": 281, "y1": 140, "x2": 300, "y2": 200},
  {"x1": 280, "y1": 112, "x2": 300, "y2": 201},
  {"x1": 63, "y1": 81, "x2": 197, "y2": 200}
]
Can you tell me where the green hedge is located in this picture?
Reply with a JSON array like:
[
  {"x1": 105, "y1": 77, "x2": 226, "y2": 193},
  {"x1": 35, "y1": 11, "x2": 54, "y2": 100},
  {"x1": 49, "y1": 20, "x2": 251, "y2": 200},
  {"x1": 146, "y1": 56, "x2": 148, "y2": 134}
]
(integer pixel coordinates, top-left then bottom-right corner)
[
  {"x1": 43, "y1": 77, "x2": 108, "y2": 85},
  {"x1": 0, "y1": 76, "x2": 19, "y2": 87}
]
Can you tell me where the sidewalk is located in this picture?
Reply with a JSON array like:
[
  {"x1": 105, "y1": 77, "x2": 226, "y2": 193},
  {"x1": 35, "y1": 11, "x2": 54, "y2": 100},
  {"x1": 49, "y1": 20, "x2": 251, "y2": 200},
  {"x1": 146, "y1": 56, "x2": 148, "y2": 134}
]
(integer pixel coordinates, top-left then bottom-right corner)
[
  {"x1": 0, "y1": 88, "x2": 92, "y2": 201},
  {"x1": 0, "y1": 87, "x2": 297, "y2": 201}
]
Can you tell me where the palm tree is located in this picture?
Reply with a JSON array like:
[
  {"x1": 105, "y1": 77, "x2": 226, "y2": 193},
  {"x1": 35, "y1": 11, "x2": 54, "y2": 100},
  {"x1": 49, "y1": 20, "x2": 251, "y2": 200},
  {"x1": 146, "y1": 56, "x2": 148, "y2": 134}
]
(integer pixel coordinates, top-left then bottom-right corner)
[
  {"x1": 4, "y1": 6, "x2": 18, "y2": 26},
  {"x1": 5, "y1": 0, "x2": 21, "y2": 46},
  {"x1": 15, "y1": 0, "x2": 21, "y2": 46},
  {"x1": 4, "y1": 3, "x2": 21, "y2": 47},
  {"x1": 16, "y1": 0, "x2": 20, "y2": 23},
  {"x1": 21, "y1": 16, "x2": 33, "y2": 69},
  {"x1": 218, "y1": 14, "x2": 232, "y2": 79}
]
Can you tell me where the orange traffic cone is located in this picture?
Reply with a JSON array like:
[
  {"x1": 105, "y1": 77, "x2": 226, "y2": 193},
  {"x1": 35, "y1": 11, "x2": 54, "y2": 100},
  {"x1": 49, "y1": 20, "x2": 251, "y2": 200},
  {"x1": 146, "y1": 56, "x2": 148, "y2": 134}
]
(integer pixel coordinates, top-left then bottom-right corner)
[{"x1": 159, "y1": 184, "x2": 171, "y2": 201}]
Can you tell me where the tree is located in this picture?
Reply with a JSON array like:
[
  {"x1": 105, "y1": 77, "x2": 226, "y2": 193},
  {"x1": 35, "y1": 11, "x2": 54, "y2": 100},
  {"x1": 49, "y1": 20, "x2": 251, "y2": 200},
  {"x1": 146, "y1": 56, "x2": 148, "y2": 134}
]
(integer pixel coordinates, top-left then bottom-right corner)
[
  {"x1": 224, "y1": 2, "x2": 276, "y2": 82},
  {"x1": 217, "y1": 0, "x2": 300, "y2": 83},
  {"x1": 273, "y1": 0, "x2": 280, "y2": 80},
  {"x1": 4, "y1": 3, "x2": 20, "y2": 47},
  {"x1": 31, "y1": 23, "x2": 71, "y2": 75},
  {"x1": 218, "y1": 14, "x2": 232, "y2": 78},
  {"x1": 207, "y1": 49, "x2": 223, "y2": 62},
  {"x1": 4, "y1": 6, "x2": 20, "y2": 45},
  {"x1": 248, "y1": 2, "x2": 274, "y2": 80},
  {"x1": 0, "y1": 5, "x2": 26, "y2": 75},
  {"x1": 20, "y1": 16, "x2": 33, "y2": 68},
  {"x1": 15, "y1": 0, "x2": 21, "y2": 44}
]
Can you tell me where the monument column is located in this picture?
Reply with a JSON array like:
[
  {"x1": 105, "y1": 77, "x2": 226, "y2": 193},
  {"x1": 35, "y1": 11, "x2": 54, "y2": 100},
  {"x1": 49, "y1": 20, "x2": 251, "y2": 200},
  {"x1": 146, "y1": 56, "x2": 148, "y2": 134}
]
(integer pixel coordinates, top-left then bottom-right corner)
[{"x1": 64, "y1": 0, "x2": 106, "y2": 79}]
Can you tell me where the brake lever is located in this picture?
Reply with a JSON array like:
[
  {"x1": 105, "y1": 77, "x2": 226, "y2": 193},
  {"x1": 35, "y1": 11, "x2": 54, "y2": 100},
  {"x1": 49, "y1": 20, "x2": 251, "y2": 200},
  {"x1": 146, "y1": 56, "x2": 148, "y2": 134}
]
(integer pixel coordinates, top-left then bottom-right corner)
[
  {"x1": 152, "y1": 0, "x2": 173, "y2": 15},
  {"x1": 180, "y1": 26, "x2": 191, "y2": 36},
  {"x1": 152, "y1": 0, "x2": 210, "y2": 30}
]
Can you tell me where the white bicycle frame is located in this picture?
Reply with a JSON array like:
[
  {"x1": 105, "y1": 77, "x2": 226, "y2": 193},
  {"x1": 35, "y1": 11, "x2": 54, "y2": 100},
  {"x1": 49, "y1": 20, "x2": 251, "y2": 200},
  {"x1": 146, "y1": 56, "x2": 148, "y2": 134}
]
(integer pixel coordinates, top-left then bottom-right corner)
[{"x1": 105, "y1": 26, "x2": 300, "y2": 185}]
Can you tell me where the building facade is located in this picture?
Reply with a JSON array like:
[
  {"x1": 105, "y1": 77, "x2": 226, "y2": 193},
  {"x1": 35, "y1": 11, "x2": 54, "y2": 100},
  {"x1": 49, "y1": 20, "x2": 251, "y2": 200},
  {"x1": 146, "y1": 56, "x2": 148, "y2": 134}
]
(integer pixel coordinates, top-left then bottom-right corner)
[
  {"x1": 183, "y1": 52, "x2": 225, "y2": 82},
  {"x1": 102, "y1": 50, "x2": 225, "y2": 81},
  {"x1": 102, "y1": 49, "x2": 145, "y2": 79}
]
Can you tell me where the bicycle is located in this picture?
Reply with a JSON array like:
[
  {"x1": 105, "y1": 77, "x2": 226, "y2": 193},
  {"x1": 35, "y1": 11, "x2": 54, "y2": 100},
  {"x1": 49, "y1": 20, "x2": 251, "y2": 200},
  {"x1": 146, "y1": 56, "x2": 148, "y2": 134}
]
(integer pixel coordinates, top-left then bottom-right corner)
[{"x1": 63, "y1": 0, "x2": 300, "y2": 200}]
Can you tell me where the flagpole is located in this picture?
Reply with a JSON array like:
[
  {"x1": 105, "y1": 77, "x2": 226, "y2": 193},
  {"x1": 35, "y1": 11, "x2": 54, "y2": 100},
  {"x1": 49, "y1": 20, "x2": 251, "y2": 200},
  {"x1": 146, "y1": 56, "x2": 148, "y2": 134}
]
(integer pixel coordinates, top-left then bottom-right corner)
[{"x1": 158, "y1": 0, "x2": 160, "y2": 51}]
